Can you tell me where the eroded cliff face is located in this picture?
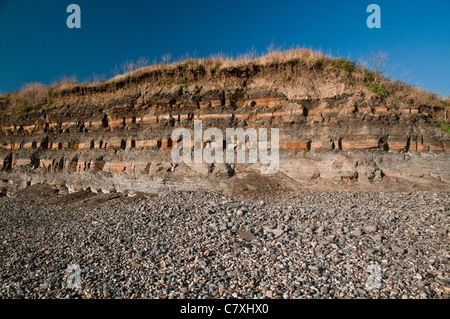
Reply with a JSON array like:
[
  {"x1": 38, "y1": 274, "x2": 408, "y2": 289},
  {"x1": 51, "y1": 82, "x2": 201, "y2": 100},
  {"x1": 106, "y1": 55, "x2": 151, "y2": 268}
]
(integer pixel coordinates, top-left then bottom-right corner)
[{"x1": 1, "y1": 62, "x2": 449, "y2": 196}]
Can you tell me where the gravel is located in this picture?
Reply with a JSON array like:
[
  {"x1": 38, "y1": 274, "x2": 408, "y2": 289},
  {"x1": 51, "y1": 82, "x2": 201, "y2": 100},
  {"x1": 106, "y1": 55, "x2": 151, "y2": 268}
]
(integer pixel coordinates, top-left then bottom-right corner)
[{"x1": 0, "y1": 187, "x2": 448, "y2": 299}]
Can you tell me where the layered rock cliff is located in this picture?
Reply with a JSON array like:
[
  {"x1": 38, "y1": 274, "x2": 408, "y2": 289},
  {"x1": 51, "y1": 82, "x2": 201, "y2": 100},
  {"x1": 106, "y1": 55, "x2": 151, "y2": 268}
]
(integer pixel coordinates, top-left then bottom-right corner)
[{"x1": 1, "y1": 51, "x2": 449, "y2": 196}]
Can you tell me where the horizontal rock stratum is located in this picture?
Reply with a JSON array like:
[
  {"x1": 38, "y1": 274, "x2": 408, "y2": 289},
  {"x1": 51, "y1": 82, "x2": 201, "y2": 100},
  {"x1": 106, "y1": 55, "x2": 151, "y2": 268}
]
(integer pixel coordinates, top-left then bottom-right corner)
[{"x1": 0, "y1": 49, "x2": 449, "y2": 195}]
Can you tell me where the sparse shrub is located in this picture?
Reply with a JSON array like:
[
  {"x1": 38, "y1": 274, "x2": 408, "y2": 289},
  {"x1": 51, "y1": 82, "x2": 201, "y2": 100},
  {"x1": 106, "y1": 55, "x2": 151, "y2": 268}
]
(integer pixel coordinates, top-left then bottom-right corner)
[
  {"x1": 358, "y1": 50, "x2": 389, "y2": 81},
  {"x1": 86, "y1": 73, "x2": 106, "y2": 84},
  {"x1": 371, "y1": 50, "x2": 389, "y2": 78},
  {"x1": 114, "y1": 57, "x2": 149, "y2": 75},
  {"x1": 161, "y1": 53, "x2": 172, "y2": 64}
]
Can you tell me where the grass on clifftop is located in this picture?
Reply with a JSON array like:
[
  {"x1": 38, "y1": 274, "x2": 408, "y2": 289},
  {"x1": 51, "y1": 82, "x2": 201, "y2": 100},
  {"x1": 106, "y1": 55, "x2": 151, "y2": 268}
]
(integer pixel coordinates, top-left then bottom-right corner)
[{"x1": 1, "y1": 48, "x2": 449, "y2": 118}]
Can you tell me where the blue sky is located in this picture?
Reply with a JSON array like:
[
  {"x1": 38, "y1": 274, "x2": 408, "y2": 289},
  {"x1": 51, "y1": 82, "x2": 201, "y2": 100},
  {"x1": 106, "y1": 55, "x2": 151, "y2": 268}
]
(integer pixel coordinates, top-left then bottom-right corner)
[{"x1": 0, "y1": 0, "x2": 449, "y2": 96}]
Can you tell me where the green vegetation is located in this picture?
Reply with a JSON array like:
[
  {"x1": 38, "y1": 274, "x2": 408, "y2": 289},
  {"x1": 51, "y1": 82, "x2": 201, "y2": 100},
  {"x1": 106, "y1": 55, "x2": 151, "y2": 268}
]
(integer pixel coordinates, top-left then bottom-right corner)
[
  {"x1": 11, "y1": 99, "x2": 49, "y2": 116},
  {"x1": 12, "y1": 103, "x2": 32, "y2": 115},
  {"x1": 393, "y1": 97, "x2": 413, "y2": 107},
  {"x1": 1, "y1": 49, "x2": 446, "y2": 116},
  {"x1": 437, "y1": 121, "x2": 450, "y2": 135},
  {"x1": 330, "y1": 58, "x2": 356, "y2": 73},
  {"x1": 361, "y1": 82, "x2": 389, "y2": 97},
  {"x1": 179, "y1": 77, "x2": 189, "y2": 88},
  {"x1": 209, "y1": 65, "x2": 219, "y2": 73},
  {"x1": 177, "y1": 61, "x2": 202, "y2": 71},
  {"x1": 159, "y1": 77, "x2": 174, "y2": 85},
  {"x1": 364, "y1": 70, "x2": 376, "y2": 82},
  {"x1": 313, "y1": 59, "x2": 324, "y2": 70},
  {"x1": 177, "y1": 63, "x2": 189, "y2": 71}
]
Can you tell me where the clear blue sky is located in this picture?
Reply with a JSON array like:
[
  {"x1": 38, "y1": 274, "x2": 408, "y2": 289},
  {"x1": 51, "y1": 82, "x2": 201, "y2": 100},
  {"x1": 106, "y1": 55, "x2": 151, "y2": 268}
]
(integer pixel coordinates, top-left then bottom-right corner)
[{"x1": 0, "y1": 0, "x2": 449, "y2": 96}]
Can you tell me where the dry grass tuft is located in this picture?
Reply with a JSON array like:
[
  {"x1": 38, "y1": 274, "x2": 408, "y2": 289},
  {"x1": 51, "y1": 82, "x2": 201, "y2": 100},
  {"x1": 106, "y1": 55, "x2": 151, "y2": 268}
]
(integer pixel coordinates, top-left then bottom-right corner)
[
  {"x1": 2, "y1": 48, "x2": 448, "y2": 118},
  {"x1": 1, "y1": 83, "x2": 51, "y2": 116}
]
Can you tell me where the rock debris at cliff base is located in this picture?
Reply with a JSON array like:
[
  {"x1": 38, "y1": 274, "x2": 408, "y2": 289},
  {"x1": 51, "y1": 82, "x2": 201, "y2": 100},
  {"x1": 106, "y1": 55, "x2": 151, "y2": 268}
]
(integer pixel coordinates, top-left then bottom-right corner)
[{"x1": 0, "y1": 185, "x2": 448, "y2": 299}]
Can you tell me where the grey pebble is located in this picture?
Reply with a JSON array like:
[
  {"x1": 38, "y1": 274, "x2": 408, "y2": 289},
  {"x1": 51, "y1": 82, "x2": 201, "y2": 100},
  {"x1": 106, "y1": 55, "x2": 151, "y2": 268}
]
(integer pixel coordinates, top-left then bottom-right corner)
[
  {"x1": 364, "y1": 224, "x2": 378, "y2": 233},
  {"x1": 0, "y1": 189, "x2": 447, "y2": 300},
  {"x1": 391, "y1": 245, "x2": 406, "y2": 255},
  {"x1": 350, "y1": 229, "x2": 363, "y2": 237}
]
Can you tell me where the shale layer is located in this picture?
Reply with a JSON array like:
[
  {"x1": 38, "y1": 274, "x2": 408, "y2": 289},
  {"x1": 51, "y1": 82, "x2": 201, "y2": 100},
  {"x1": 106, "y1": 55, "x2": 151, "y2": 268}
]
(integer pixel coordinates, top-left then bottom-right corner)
[{"x1": 1, "y1": 57, "x2": 449, "y2": 195}]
